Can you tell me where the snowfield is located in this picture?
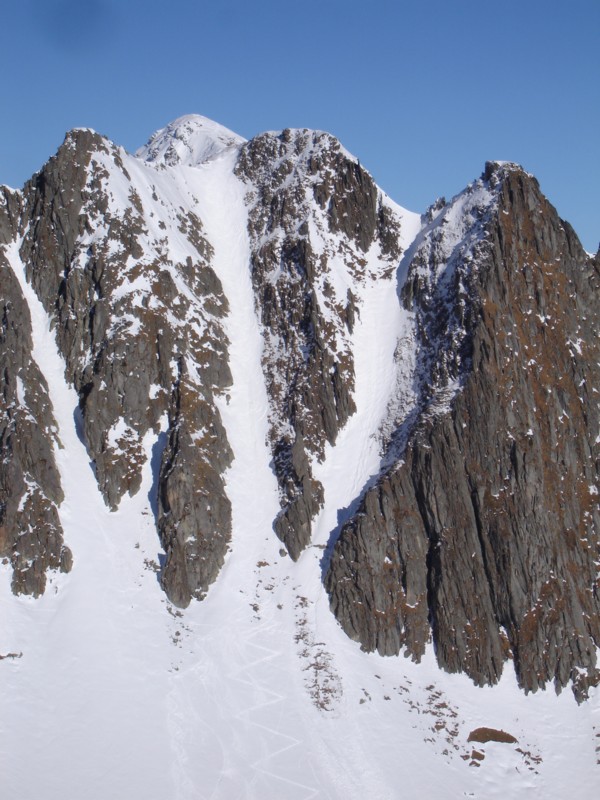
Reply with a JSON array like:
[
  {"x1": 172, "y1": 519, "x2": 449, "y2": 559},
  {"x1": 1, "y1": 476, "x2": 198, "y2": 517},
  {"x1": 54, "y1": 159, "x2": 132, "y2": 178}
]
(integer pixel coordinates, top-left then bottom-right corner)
[{"x1": 1, "y1": 120, "x2": 599, "y2": 800}]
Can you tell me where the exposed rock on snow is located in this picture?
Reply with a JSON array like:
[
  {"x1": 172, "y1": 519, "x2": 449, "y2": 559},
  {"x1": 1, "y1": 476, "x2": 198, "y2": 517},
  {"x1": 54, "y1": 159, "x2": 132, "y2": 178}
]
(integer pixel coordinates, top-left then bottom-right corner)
[
  {"x1": 326, "y1": 162, "x2": 600, "y2": 700},
  {"x1": 15, "y1": 127, "x2": 235, "y2": 606},
  {"x1": 2, "y1": 116, "x2": 600, "y2": 800},
  {"x1": 235, "y1": 128, "x2": 406, "y2": 558},
  {"x1": 0, "y1": 120, "x2": 598, "y2": 699},
  {"x1": 0, "y1": 244, "x2": 70, "y2": 596}
]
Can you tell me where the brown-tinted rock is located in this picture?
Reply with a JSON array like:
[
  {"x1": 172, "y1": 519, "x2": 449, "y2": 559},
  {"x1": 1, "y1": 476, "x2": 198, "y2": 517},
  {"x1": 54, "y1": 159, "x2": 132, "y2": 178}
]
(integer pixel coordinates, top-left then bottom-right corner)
[
  {"x1": 327, "y1": 163, "x2": 600, "y2": 699},
  {"x1": 236, "y1": 129, "x2": 404, "y2": 557},
  {"x1": 14, "y1": 128, "x2": 235, "y2": 603},
  {"x1": 0, "y1": 248, "x2": 69, "y2": 597},
  {"x1": 158, "y1": 367, "x2": 233, "y2": 607}
]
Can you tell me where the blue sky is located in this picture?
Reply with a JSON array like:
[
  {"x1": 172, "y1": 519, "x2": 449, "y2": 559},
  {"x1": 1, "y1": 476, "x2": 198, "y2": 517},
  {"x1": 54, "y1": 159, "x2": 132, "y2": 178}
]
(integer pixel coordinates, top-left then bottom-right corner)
[{"x1": 1, "y1": 0, "x2": 598, "y2": 250}]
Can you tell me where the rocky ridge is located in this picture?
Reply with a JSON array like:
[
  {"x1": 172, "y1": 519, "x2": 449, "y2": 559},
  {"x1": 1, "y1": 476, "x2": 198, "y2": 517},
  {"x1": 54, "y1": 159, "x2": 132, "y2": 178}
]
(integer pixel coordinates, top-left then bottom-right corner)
[
  {"x1": 0, "y1": 188, "x2": 71, "y2": 596},
  {"x1": 10, "y1": 127, "x2": 235, "y2": 606},
  {"x1": 326, "y1": 162, "x2": 600, "y2": 699},
  {"x1": 0, "y1": 118, "x2": 598, "y2": 699},
  {"x1": 235, "y1": 127, "x2": 405, "y2": 557}
]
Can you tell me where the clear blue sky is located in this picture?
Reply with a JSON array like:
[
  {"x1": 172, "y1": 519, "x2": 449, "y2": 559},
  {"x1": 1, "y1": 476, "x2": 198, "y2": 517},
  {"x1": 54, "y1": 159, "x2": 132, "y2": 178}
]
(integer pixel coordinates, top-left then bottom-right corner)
[{"x1": 1, "y1": 0, "x2": 598, "y2": 250}]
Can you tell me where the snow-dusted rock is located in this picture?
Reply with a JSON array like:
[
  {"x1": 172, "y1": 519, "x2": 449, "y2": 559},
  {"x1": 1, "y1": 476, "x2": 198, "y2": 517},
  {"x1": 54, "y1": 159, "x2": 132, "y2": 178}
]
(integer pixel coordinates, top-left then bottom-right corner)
[
  {"x1": 327, "y1": 162, "x2": 600, "y2": 699},
  {"x1": 1, "y1": 119, "x2": 598, "y2": 697}
]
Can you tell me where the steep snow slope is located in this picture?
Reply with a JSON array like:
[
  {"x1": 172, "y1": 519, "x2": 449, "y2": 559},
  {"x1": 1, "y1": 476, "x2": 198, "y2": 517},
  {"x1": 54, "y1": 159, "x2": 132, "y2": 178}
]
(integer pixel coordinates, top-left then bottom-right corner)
[{"x1": 1, "y1": 119, "x2": 599, "y2": 799}]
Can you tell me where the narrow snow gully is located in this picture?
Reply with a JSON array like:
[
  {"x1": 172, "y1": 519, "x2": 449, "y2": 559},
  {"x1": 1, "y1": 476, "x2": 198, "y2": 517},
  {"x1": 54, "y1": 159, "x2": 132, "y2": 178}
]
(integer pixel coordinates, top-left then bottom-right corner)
[{"x1": 153, "y1": 152, "x2": 326, "y2": 799}]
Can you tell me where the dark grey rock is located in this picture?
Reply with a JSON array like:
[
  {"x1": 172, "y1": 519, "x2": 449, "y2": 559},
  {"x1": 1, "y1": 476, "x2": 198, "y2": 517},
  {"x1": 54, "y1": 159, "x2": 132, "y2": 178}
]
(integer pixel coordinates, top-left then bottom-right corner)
[
  {"x1": 158, "y1": 366, "x2": 233, "y2": 607},
  {"x1": 4, "y1": 120, "x2": 599, "y2": 703},
  {"x1": 0, "y1": 187, "x2": 22, "y2": 245},
  {"x1": 236, "y1": 129, "x2": 405, "y2": 557},
  {"x1": 14, "y1": 128, "x2": 235, "y2": 603},
  {"x1": 327, "y1": 163, "x2": 600, "y2": 700},
  {"x1": 0, "y1": 249, "x2": 69, "y2": 597}
]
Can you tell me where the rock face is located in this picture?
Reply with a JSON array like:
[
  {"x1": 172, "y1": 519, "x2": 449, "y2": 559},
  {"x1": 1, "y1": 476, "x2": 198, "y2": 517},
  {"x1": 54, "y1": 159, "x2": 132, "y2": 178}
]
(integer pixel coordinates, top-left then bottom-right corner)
[
  {"x1": 0, "y1": 188, "x2": 71, "y2": 596},
  {"x1": 235, "y1": 128, "x2": 403, "y2": 557},
  {"x1": 10, "y1": 126, "x2": 235, "y2": 606},
  {"x1": 158, "y1": 363, "x2": 233, "y2": 607},
  {"x1": 326, "y1": 163, "x2": 600, "y2": 699},
  {"x1": 1, "y1": 117, "x2": 598, "y2": 701}
]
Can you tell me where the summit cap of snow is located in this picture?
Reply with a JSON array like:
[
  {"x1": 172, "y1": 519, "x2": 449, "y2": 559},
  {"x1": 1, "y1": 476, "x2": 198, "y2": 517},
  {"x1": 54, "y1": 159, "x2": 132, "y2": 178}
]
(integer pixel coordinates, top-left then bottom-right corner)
[{"x1": 136, "y1": 114, "x2": 246, "y2": 167}]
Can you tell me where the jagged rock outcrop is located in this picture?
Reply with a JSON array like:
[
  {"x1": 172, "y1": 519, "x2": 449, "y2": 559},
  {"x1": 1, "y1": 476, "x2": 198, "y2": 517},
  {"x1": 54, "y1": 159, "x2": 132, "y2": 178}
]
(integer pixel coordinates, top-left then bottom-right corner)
[
  {"x1": 2, "y1": 116, "x2": 599, "y2": 702},
  {"x1": 327, "y1": 162, "x2": 600, "y2": 700},
  {"x1": 0, "y1": 191, "x2": 71, "y2": 595},
  {"x1": 158, "y1": 364, "x2": 233, "y2": 607},
  {"x1": 9, "y1": 125, "x2": 235, "y2": 606},
  {"x1": 0, "y1": 187, "x2": 22, "y2": 246},
  {"x1": 236, "y1": 128, "x2": 404, "y2": 558}
]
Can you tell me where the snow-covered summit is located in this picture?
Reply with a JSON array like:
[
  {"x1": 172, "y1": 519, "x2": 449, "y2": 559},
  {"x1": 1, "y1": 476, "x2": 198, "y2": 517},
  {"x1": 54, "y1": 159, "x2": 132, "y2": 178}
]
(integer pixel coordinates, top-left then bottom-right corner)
[
  {"x1": 135, "y1": 113, "x2": 246, "y2": 167},
  {"x1": 1, "y1": 117, "x2": 599, "y2": 800}
]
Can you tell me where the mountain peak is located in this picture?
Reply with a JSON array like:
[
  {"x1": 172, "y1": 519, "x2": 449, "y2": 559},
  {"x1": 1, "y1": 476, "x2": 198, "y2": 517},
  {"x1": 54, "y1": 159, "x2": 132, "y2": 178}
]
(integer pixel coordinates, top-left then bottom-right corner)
[
  {"x1": 135, "y1": 114, "x2": 246, "y2": 167},
  {"x1": 482, "y1": 160, "x2": 532, "y2": 183},
  {"x1": 2, "y1": 117, "x2": 599, "y2": 798}
]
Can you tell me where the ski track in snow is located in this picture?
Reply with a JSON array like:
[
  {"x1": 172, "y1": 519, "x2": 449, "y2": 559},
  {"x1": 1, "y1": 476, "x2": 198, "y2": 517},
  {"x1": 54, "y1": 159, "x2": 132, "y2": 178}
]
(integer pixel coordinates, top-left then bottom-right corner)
[
  {"x1": 1, "y1": 132, "x2": 599, "y2": 800},
  {"x1": 162, "y1": 151, "x2": 323, "y2": 799}
]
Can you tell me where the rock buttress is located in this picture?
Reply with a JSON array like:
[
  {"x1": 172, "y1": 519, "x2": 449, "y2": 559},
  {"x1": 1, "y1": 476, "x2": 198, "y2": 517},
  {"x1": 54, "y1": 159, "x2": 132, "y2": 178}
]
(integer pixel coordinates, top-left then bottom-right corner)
[
  {"x1": 327, "y1": 163, "x2": 600, "y2": 700},
  {"x1": 17, "y1": 129, "x2": 235, "y2": 605},
  {"x1": 236, "y1": 128, "x2": 404, "y2": 558},
  {"x1": 0, "y1": 237, "x2": 71, "y2": 596}
]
